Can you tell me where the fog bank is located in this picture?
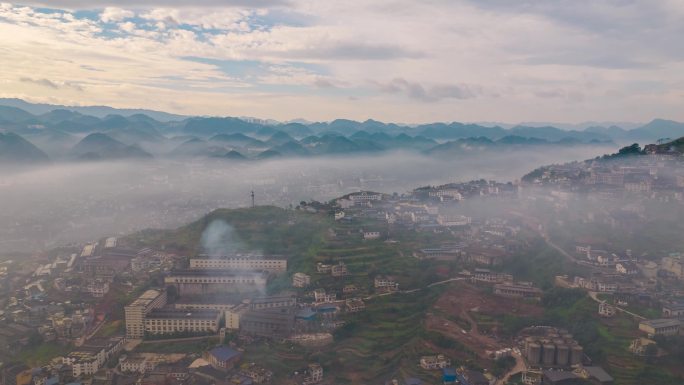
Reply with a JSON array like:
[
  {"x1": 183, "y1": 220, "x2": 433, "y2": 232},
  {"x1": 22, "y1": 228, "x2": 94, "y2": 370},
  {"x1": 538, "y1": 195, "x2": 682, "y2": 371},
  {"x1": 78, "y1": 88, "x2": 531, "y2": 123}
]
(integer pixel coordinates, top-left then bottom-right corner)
[{"x1": 0, "y1": 146, "x2": 613, "y2": 252}]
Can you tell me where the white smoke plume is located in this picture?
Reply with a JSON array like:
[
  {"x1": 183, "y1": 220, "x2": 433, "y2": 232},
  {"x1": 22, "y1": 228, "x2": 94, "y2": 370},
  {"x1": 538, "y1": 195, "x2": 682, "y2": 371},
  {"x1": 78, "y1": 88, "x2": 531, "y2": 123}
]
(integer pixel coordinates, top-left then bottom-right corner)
[{"x1": 200, "y1": 219, "x2": 245, "y2": 256}]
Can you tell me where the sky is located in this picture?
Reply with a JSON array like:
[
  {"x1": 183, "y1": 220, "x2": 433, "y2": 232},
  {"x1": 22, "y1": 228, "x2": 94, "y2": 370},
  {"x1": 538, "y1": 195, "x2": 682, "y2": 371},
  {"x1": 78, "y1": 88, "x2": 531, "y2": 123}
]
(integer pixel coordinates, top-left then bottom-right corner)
[{"x1": 1, "y1": 1, "x2": 683, "y2": 123}]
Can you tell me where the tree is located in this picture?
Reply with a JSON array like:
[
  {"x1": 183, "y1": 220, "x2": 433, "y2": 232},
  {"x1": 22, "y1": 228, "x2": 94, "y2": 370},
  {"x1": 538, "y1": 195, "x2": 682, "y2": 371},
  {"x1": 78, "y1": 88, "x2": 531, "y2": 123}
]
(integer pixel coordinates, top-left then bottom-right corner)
[{"x1": 644, "y1": 343, "x2": 658, "y2": 364}]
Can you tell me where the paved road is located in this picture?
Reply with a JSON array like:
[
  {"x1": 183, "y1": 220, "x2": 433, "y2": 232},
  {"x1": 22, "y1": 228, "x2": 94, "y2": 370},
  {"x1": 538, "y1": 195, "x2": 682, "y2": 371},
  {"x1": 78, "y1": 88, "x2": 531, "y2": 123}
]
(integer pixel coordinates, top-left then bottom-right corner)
[
  {"x1": 362, "y1": 277, "x2": 466, "y2": 301},
  {"x1": 588, "y1": 291, "x2": 646, "y2": 320}
]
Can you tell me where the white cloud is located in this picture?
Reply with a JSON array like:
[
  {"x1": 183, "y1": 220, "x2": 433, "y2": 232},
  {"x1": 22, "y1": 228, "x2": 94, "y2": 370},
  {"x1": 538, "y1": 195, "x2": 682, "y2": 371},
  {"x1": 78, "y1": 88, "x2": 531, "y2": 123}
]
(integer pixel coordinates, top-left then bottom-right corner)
[
  {"x1": 140, "y1": 7, "x2": 255, "y2": 31},
  {"x1": 118, "y1": 21, "x2": 136, "y2": 33},
  {"x1": 0, "y1": 1, "x2": 683, "y2": 123},
  {"x1": 100, "y1": 7, "x2": 134, "y2": 23}
]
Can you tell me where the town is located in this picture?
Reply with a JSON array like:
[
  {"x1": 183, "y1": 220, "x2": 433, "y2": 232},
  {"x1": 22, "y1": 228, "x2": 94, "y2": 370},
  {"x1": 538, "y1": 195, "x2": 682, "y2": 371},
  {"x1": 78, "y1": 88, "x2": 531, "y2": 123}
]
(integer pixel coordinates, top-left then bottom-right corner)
[{"x1": 2, "y1": 143, "x2": 684, "y2": 385}]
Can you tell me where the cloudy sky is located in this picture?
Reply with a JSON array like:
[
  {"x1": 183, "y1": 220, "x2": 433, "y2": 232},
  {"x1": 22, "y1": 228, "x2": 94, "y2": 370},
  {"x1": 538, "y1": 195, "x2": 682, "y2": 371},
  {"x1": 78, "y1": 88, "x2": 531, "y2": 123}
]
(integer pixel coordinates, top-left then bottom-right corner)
[{"x1": 1, "y1": 1, "x2": 683, "y2": 123}]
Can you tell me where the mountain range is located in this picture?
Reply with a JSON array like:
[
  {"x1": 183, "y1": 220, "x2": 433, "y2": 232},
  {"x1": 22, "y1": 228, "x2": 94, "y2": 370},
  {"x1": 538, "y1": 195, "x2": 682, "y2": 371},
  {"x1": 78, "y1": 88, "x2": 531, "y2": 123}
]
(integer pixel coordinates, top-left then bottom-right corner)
[{"x1": 1, "y1": 99, "x2": 684, "y2": 164}]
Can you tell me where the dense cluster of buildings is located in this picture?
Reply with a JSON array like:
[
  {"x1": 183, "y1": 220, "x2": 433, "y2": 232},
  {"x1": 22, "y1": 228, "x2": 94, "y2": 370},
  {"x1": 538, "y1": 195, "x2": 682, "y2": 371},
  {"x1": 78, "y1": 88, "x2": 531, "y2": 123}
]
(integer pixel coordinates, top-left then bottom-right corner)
[{"x1": 6, "y1": 149, "x2": 684, "y2": 385}]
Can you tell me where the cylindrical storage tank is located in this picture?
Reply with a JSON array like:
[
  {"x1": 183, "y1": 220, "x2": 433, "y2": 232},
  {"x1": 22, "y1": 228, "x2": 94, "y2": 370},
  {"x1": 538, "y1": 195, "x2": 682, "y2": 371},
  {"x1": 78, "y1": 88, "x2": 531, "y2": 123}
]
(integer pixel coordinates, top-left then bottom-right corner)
[
  {"x1": 527, "y1": 343, "x2": 541, "y2": 364},
  {"x1": 570, "y1": 345, "x2": 584, "y2": 365},
  {"x1": 542, "y1": 343, "x2": 556, "y2": 366},
  {"x1": 555, "y1": 344, "x2": 569, "y2": 366},
  {"x1": 562, "y1": 333, "x2": 573, "y2": 341}
]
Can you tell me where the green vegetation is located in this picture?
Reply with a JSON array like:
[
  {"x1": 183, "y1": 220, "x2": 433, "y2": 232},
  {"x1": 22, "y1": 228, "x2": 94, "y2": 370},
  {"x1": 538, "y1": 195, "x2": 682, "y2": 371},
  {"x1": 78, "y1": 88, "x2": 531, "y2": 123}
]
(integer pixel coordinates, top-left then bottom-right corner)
[
  {"x1": 492, "y1": 356, "x2": 516, "y2": 377},
  {"x1": 18, "y1": 342, "x2": 71, "y2": 366},
  {"x1": 125, "y1": 206, "x2": 328, "y2": 257},
  {"x1": 95, "y1": 320, "x2": 124, "y2": 337},
  {"x1": 119, "y1": 204, "x2": 682, "y2": 384},
  {"x1": 541, "y1": 287, "x2": 586, "y2": 308},
  {"x1": 500, "y1": 239, "x2": 588, "y2": 288},
  {"x1": 422, "y1": 330, "x2": 465, "y2": 350},
  {"x1": 328, "y1": 289, "x2": 444, "y2": 383},
  {"x1": 600, "y1": 143, "x2": 644, "y2": 159}
]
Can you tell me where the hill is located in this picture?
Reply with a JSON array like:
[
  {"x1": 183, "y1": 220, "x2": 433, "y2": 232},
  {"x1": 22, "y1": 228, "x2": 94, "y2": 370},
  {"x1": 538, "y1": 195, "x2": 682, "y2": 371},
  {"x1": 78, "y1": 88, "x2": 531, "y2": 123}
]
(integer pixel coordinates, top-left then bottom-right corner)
[
  {"x1": 0, "y1": 98, "x2": 184, "y2": 122},
  {"x1": 0, "y1": 132, "x2": 50, "y2": 163},
  {"x1": 0, "y1": 105, "x2": 36, "y2": 124},
  {"x1": 123, "y1": 206, "x2": 328, "y2": 258},
  {"x1": 221, "y1": 150, "x2": 248, "y2": 160},
  {"x1": 209, "y1": 133, "x2": 265, "y2": 148},
  {"x1": 70, "y1": 133, "x2": 153, "y2": 160},
  {"x1": 628, "y1": 119, "x2": 684, "y2": 142}
]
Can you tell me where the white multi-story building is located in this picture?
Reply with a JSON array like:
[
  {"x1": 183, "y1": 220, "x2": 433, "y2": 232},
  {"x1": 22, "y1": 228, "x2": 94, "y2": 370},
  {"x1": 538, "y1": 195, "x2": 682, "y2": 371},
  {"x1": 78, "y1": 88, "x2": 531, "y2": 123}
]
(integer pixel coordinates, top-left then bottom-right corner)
[
  {"x1": 305, "y1": 363, "x2": 323, "y2": 384},
  {"x1": 292, "y1": 272, "x2": 311, "y2": 288},
  {"x1": 374, "y1": 276, "x2": 399, "y2": 292},
  {"x1": 164, "y1": 270, "x2": 268, "y2": 295},
  {"x1": 428, "y1": 190, "x2": 463, "y2": 201},
  {"x1": 348, "y1": 192, "x2": 382, "y2": 202},
  {"x1": 419, "y1": 355, "x2": 451, "y2": 370},
  {"x1": 144, "y1": 309, "x2": 221, "y2": 335},
  {"x1": 119, "y1": 354, "x2": 157, "y2": 373},
  {"x1": 63, "y1": 337, "x2": 125, "y2": 377},
  {"x1": 64, "y1": 350, "x2": 102, "y2": 377},
  {"x1": 124, "y1": 289, "x2": 167, "y2": 338},
  {"x1": 83, "y1": 280, "x2": 110, "y2": 298},
  {"x1": 436, "y1": 214, "x2": 471, "y2": 227},
  {"x1": 189, "y1": 256, "x2": 287, "y2": 272},
  {"x1": 598, "y1": 302, "x2": 616, "y2": 317},
  {"x1": 225, "y1": 303, "x2": 250, "y2": 330},
  {"x1": 313, "y1": 289, "x2": 336, "y2": 303},
  {"x1": 104, "y1": 237, "x2": 117, "y2": 248},
  {"x1": 616, "y1": 262, "x2": 638, "y2": 275}
]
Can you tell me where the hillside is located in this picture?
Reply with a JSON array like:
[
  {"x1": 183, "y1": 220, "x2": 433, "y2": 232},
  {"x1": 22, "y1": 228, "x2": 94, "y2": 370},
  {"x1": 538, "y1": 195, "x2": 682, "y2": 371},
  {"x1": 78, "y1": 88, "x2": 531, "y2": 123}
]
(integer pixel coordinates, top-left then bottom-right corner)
[
  {"x1": 0, "y1": 132, "x2": 50, "y2": 163},
  {"x1": 123, "y1": 206, "x2": 329, "y2": 260},
  {"x1": 70, "y1": 133, "x2": 153, "y2": 160}
]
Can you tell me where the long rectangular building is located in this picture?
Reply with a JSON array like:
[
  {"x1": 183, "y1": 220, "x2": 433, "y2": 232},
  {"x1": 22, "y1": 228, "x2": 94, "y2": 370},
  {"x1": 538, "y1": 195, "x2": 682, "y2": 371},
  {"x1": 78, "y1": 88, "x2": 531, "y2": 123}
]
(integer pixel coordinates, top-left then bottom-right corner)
[
  {"x1": 144, "y1": 309, "x2": 221, "y2": 335},
  {"x1": 164, "y1": 270, "x2": 268, "y2": 295},
  {"x1": 639, "y1": 319, "x2": 681, "y2": 337},
  {"x1": 189, "y1": 256, "x2": 287, "y2": 272},
  {"x1": 173, "y1": 295, "x2": 240, "y2": 311},
  {"x1": 240, "y1": 307, "x2": 296, "y2": 338},
  {"x1": 494, "y1": 283, "x2": 542, "y2": 299}
]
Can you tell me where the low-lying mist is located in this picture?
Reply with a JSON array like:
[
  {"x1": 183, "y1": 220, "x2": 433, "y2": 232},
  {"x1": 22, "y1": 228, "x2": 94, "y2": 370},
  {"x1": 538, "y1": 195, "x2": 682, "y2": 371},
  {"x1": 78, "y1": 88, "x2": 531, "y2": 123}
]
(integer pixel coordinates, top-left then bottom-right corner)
[{"x1": 0, "y1": 145, "x2": 614, "y2": 252}]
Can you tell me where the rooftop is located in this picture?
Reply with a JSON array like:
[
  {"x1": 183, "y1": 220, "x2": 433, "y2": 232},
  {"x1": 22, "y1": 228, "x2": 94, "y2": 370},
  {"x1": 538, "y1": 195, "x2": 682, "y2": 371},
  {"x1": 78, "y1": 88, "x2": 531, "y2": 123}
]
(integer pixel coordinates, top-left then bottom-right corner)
[
  {"x1": 146, "y1": 309, "x2": 220, "y2": 320},
  {"x1": 166, "y1": 270, "x2": 268, "y2": 278},
  {"x1": 582, "y1": 366, "x2": 614, "y2": 383},
  {"x1": 174, "y1": 295, "x2": 241, "y2": 305},
  {"x1": 207, "y1": 346, "x2": 241, "y2": 362},
  {"x1": 663, "y1": 302, "x2": 684, "y2": 311},
  {"x1": 640, "y1": 318, "x2": 681, "y2": 328},
  {"x1": 251, "y1": 295, "x2": 296, "y2": 304},
  {"x1": 128, "y1": 290, "x2": 164, "y2": 308},
  {"x1": 195, "y1": 254, "x2": 286, "y2": 261},
  {"x1": 543, "y1": 370, "x2": 577, "y2": 382}
]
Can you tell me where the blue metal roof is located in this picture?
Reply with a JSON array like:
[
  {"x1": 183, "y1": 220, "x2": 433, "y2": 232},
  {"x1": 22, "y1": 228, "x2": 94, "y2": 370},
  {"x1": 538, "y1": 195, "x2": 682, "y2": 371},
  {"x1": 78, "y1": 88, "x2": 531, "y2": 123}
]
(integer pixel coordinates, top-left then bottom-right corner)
[
  {"x1": 208, "y1": 346, "x2": 241, "y2": 362},
  {"x1": 316, "y1": 304, "x2": 339, "y2": 312}
]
